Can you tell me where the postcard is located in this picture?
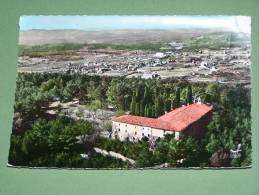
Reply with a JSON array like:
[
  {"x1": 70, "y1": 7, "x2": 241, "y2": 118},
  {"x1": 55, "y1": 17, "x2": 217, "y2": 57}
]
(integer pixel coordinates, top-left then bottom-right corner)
[{"x1": 9, "y1": 16, "x2": 251, "y2": 168}]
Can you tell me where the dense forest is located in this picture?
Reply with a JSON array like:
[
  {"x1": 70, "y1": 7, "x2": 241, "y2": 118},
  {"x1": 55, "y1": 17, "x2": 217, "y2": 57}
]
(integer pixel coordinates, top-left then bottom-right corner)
[{"x1": 9, "y1": 73, "x2": 251, "y2": 168}]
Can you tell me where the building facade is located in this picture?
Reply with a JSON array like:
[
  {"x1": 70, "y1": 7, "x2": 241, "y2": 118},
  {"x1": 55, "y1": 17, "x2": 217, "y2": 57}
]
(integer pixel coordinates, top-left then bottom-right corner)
[{"x1": 111, "y1": 103, "x2": 212, "y2": 142}]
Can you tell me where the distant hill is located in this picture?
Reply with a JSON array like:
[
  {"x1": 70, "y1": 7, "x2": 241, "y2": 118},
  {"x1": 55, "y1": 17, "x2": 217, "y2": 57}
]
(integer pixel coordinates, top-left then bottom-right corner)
[
  {"x1": 184, "y1": 31, "x2": 250, "y2": 50},
  {"x1": 19, "y1": 29, "x2": 226, "y2": 46}
]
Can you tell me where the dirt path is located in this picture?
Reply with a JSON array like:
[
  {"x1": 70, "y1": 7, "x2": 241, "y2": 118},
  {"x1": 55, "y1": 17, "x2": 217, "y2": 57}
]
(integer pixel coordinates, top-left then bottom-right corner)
[{"x1": 94, "y1": 147, "x2": 136, "y2": 165}]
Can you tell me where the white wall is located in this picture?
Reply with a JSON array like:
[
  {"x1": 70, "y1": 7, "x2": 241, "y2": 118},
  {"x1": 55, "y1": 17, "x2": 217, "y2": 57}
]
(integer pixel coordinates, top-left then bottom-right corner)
[{"x1": 112, "y1": 121, "x2": 177, "y2": 142}]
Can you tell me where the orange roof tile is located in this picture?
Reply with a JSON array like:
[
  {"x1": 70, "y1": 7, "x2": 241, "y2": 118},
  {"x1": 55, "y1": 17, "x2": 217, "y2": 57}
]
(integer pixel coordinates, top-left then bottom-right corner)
[{"x1": 112, "y1": 103, "x2": 212, "y2": 132}]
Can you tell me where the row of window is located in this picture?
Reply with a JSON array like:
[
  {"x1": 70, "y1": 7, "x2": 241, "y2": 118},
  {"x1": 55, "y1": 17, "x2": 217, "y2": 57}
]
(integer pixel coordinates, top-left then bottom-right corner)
[
  {"x1": 114, "y1": 123, "x2": 175, "y2": 138},
  {"x1": 117, "y1": 123, "x2": 150, "y2": 130},
  {"x1": 115, "y1": 129, "x2": 150, "y2": 137}
]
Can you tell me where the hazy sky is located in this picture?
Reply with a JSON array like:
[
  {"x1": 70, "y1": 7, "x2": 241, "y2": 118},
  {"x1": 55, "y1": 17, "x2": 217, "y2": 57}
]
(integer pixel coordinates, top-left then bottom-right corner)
[{"x1": 20, "y1": 16, "x2": 251, "y2": 34}]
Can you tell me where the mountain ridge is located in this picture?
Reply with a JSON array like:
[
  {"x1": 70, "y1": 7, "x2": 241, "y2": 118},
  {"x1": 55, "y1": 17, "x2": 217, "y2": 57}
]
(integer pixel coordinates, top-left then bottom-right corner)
[{"x1": 19, "y1": 29, "x2": 230, "y2": 46}]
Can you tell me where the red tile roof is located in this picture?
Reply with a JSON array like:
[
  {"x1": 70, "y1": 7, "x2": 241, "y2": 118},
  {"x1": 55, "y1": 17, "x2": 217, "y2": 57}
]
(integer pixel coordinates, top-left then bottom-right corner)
[{"x1": 112, "y1": 103, "x2": 212, "y2": 132}]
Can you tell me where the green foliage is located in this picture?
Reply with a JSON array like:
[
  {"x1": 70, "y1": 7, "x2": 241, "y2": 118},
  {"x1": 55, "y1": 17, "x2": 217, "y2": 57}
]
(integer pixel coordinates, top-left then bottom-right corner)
[
  {"x1": 88, "y1": 43, "x2": 163, "y2": 51},
  {"x1": 19, "y1": 43, "x2": 85, "y2": 57},
  {"x1": 140, "y1": 100, "x2": 145, "y2": 116},
  {"x1": 204, "y1": 86, "x2": 251, "y2": 167},
  {"x1": 130, "y1": 95, "x2": 136, "y2": 115},
  {"x1": 11, "y1": 73, "x2": 252, "y2": 168},
  {"x1": 9, "y1": 116, "x2": 95, "y2": 167},
  {"x1": 155, "y1": 95, "x2": 164, "y2": 117},
  {"x1": 106, "y1": 78, "x2": 130, "y2": 110},
  {"x1": 103, "y1": 121, "x2": 112, "y2": 133},
  {"x1": 173, "y1": 87, "x2": 181, "y2": 108},
  {"x1": 186, "y1": 85, "x2": 193, "y2": 104},
  {"x1": 183, "y1": 32, "x2": 250, "y2": 51},
  {"x1": 135, "y1": 103, "x2": 140, "y2": 116},
  {"x1": 164, "y1": 99, "x2": 172, "y2": 112},
  {"x1": 86, "y1": 100, "x2": 102, "y2": 113},
  {"x1": 114, "y1": 110, "x2": 126, "y2": 117}
]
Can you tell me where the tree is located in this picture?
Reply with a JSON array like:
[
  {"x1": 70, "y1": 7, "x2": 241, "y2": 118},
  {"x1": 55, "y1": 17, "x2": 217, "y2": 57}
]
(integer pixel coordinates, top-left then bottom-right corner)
[
  {"x1": 130, "y1": 95, "x2": 136, "y2": 115},
  {"x1": 147, "y1": 104, "x2": 152, "y2": 118},
  {"x1": 137, "y1": 142, "x2": 154, "y2": 167},
  {"x1": 186, "y1": 85, "x2": 193, "y2": 104},
  {"x1": 164, "y1": 99, "x2": 171, "y2": 112},
  {"x1": 63, "y1": 79, "x2": 87, "y2": 103},
  {"x1": 87, "y1": 100, "x2": 102, "y2": 118},
  {"x1": 155, "y1": 96, "x2": 164, "y2": 117},
  {"x1": 151, "y1": 105, "x2": 156, "y2": 118},
  {"x1": 11, "y1": 73, "x2": 252, "y2": 168},
  {"x1": 204, "y1": 93, "x2": 211, "y2": 103},
  {"x1": 9, "y1": 116, "x2": 95, "y2": 167},
  {"x1": 135, "y1": 103, "x2": 140, "y2": 116},
  {"x1": 175, "y1": 87, "x2": 181, "y2": 108},
  {"x1": 87, "y1": 80, "x2": 97, "y2": 101},
  {"x1": 143, "y1": 86, "x2": 150, "y2": 105},
  {"x1": 140, "y1": 100, "x2": 145, "y2": 116},
  {"x1": 106, "y1": 78, "x2": 130, "y2": 110},
  {"x1": 206, "y1": 134, "x2": 221, "y2": 154},
  {"x1": 135, "y1": 84, "x2": 143, "y2": 102},
  {"x1": 144, "y1": 104, "x2": 148, "y2": 117}
]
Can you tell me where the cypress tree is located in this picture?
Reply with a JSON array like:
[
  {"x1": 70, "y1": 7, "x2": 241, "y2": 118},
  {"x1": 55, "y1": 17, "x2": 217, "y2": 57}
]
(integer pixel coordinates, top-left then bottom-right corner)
[
  {"x1": 204, "y1": 93, "x2": 211, "y2": 103},
  {"x1": 148, "y1": 104, "x2": 152, "y2": 117},
  {"x1": 165, "y1": 86, "x2": 171, "y2": 98},
  {"x1": 186, "y1": 85, "x2": 193, "y2": 104},
  {"x1": 165, "y1": 99, "x2": 171, "y2": 112},
  {"x1": 158, "y1": 96, "x2": 164, "y2": 116},
  {"x1": 144, "y1": 104, "x2": 148, "y2": 117},
  {"x1": 136, "y1": 84, "x2": 143, "y2": 102},
  {"x1": 140, "y1": 100, "x2": 145, "y2": 116},
  {"x1": 130, "y1": 95, "x2": 136, "y2": 115},
  {"x1": 155, "y1": 96, "x2": 164, "y2": 117},
  {"x1": 175, "y1": 87, "x2": 181, "y2": 108},
  {"x1": 152, "y1": 105, "x2": 156, "y2": 118},
  {"x1": 143, "y1": 86, "x2": 149, "y2": 105},
  {"x1": 135, "y1": 103, "x2": 140, "y2": 116}
]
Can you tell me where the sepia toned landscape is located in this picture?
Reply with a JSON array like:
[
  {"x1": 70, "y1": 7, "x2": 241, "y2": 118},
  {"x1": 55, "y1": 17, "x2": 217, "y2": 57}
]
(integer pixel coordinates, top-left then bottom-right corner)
[{"x1": 9, "y1": 16, "x2": 251, "y2": 168}]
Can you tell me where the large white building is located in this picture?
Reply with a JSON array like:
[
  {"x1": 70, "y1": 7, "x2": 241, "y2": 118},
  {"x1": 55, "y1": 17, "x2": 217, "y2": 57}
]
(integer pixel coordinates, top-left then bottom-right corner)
[{"x1": 111, "y1": 103, "x2": 212, "y2": 142}]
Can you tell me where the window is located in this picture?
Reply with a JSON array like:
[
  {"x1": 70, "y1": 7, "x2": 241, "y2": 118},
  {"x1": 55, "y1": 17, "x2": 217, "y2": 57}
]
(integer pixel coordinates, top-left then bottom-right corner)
[
  {"x1": 125, "y1": 129, "x2": 127, "y2": 133},
  {"x1": 135, "y1": 131, "x2": 137, "y2": 135},
  {"x1": 118, "y1": 128, "x2": 120, "y2": 132}
]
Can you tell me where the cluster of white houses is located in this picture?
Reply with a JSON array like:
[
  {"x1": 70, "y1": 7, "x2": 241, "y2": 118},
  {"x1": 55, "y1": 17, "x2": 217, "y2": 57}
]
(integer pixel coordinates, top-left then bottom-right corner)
[{"x1": 111, "y1": 103, "x2": 213, "y2": 142}]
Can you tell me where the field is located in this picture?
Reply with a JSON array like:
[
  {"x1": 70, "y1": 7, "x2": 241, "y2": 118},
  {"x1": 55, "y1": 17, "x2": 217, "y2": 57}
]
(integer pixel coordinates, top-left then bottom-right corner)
[{"x1": 17, "y1": 30, "x2": 251, "y2": 87}]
